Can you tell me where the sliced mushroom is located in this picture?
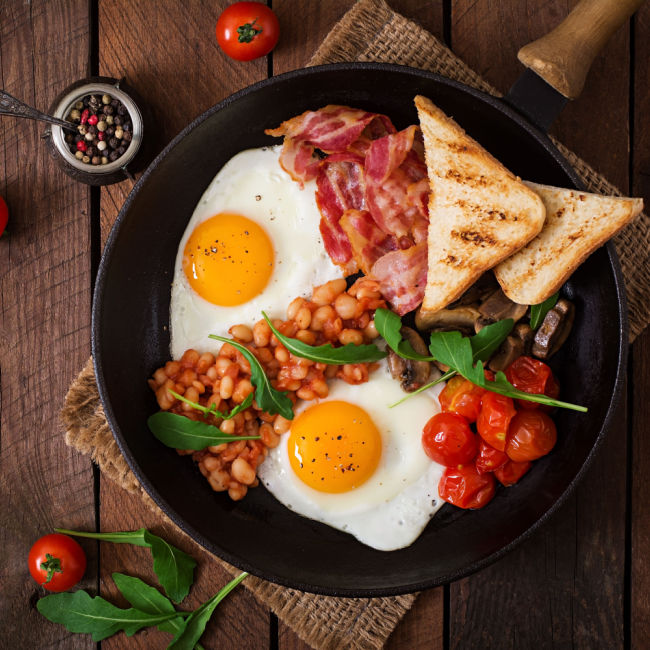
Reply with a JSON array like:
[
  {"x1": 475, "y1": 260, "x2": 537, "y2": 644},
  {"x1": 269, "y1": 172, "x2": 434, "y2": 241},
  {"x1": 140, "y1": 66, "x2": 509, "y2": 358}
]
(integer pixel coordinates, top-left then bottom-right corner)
[
  {"x1": 387, "y1": 326, "x2": 432, "y2": 392},
  {"x1": 478, "y1": 288, "x2": 528, "y2": 323},
  {"x1": 532, "y1": 299, "x2": 575, "y2": 360},
  {"x1": 488, "y1": 335, "x2": 524, "y2": 372},
  {"x1": 512, "y1": 322, "x2": 534, "y2": 356},
  {"x1": 415, "y1": 305, "x2": 481, "y2": 333}
]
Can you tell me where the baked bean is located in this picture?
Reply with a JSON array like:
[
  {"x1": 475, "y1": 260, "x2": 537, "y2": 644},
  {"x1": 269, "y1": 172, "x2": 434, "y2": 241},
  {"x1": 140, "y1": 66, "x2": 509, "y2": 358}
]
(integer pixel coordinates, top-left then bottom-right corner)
[
  {"x1": 273, "y1": 415, "x2": 291, "y2": 435},
  {"x1": 180, "y1": 349, "x2": 200, "y2": 367},
  {"x1": 219, "y1": 375, "x2": 234, "y2": 399},
  {"x1": 363, "y1": 319, "x2": 379, "y2": 340},
  {"x1": 220, "y1": 418, "x2": 236, "y2": 434},
  {"x1": 289, "y1": 364, "x2": 309, "y2": 380},
  {"x1": 311, "y1": 305, "x2": 336, "y2": 331},
  {"x1": 153, "y1": 368, "x2": 167, "y2": 386},
  {"x1": 229, "y1": 323, "x2": 253, "y2": 342},
  {"x1": 208, "y1": 470, "x2": 230, "y2": 492},
  {"x1": 312, "y1": 378, "x2": 329, "y2": 397},
  {"x1": 338, "y1": 328, "x2": 364, "y2": 346},
  {"x1": 178, "y1": 368, "x2": 197, "y2": 387},
  {"x1": 260, "y1": 423, "x2": 280, "y2": 448},
  {"x1": 182, "y1": 386, "x2": 200, "y2": 411},
  {"x1": 295, "y1": 306, "x2": 312, "y2": 330},
  {"x1": 256, "y1": 347, "x2": 273, "y2": 363},
  {"x1": 253, "y1": 319, "x2": 271, "y2": 347},
  {"x1": 231, "y1": 458, "x2": 256, "y2": 485},
  {"x1": 274, "y1": 345, "x2": 289, "y2": 363},
  {"x1": 286, "y1": 296, "x2": 305, "y2": 320},
  {"x1": 296, "y1": 386, "x2": 315, "y2": 401},
  {"x1": 356, "y1": 312, "x2": 370, "y2": 329},
  {"x1": 323, "y1": 317, "x2": 343, "y2": 340},
  {"x1": 155, "y1": 381, "x2": 175, "y2": 410},
  {"x1": 208, "y1": 443, "x2": 227, "y2": 454},
  {"x1": 334, "y1": 293, "x2": 358, "y2": 319},
  {"x1": 206, "y1": 392, "x2": 222, "y2": 411},
  {"x1": 196, "y1": 352, "x2": 215, "y2": 374},
  {"x1": 164, "y1": 360, "x2": 181, "y2": 377},
  {"x1": 296, "y1": 329, "x2": 316, "y2": 345},
  {"x1": 232, "y1": 378, "x2": 253, "y2": 403},
  {"x1": 312, "y1": 278, "x2": 346, "y2": 305},
  {"x1": 228, "y1": 482, "x2": 247, "y2": 501},
  {"x1": 202, "y1": 455, "x2": 221, "y2": 472}
]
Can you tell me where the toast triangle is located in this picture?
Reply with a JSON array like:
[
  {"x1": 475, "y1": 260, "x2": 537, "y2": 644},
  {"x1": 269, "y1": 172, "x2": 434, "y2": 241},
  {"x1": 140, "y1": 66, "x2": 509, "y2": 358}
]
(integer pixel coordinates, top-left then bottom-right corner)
[
  {"x1": 495, "y1": 182, "x2": 643, "y2": 304},
  {"x1": 414, "y1": 95, "x2": 546, "y2": 315}
]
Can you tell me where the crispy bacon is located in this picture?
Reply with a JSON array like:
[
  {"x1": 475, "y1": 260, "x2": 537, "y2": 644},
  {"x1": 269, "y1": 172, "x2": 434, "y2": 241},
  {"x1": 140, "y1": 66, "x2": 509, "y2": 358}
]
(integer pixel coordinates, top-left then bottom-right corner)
[
  {"x1": 370, "y1": 242, "x2": 428, "y2": 316},
  {"x1": 340, "y1": 209, "x2": 398, "y2": 274},
  {"x1": 267, "y1": 107, "x2": 432, "y2": 313}
]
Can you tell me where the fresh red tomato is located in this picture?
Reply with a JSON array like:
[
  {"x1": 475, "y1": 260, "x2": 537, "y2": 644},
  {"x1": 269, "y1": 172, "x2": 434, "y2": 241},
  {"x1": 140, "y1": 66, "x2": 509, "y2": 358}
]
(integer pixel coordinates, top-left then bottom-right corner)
[
  {"x1": 422, "y1": 412, "x2": 478, "y2": 467},
  {"x1": 28, "y1": 533, "x2": 86, "y2": 592},
  {"x1": 438, "y1": 463, "x2": 496, "y2": 509},
  {"x1": 475, "y1": 438, "x2": 509, "y2": 474},
  {"x1": 476, "y1": 391, "x2": 516, "y2": 452},
  {"x1": 216, "y1": 2, "x2": 280, "y2": 61},
  {"x1": 506, "y1": 356, "x2": 559, "y2": 410},
  {"x1": 494, "y1": 459, "x2": 532, "y2": 486},
  {"x1": 438, "y1": 376, "x2": 484, "y2": 422},
  {"x1": 0, "y1": 196, "x2": 8, "y2": 237},
  {"x1": 506, "y1": 410, "x2": 557, "y2": 462}
]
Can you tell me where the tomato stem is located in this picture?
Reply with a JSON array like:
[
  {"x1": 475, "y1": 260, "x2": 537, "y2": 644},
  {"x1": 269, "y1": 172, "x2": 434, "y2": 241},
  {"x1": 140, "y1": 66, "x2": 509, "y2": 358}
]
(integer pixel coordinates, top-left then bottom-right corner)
[
  {"x1": 237, "y1": 18, "x2": 262, "y2": 43},
  {"x1": 40, "y1": 553, "x2": 63, "y2": 584}
]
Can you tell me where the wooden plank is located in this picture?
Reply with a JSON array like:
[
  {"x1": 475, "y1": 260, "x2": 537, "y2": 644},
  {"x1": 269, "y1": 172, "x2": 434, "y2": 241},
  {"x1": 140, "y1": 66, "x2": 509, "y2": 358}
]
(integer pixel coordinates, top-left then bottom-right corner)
[
  {"x1": 271, "y1": 1, "x2": 445, "y2": 647},
  {"x1": 631, "y1": 4, "x2": 650, "y2": 646},
  {"x1": 0, "y1": 0, "x2": 95, "y2": 647},
  {"x1": 96, "y1": 1, "x2": 270, "y2": 647},
  {"x1": 448, "y1": 0, "x2": 629, "y2": 646}
]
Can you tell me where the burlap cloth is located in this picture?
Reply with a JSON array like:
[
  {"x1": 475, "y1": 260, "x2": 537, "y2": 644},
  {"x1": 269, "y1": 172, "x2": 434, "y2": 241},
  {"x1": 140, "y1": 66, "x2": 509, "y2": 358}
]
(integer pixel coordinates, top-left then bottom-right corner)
[{"x1": 62, "y1": 1, "x2": 650, "y2": 648}]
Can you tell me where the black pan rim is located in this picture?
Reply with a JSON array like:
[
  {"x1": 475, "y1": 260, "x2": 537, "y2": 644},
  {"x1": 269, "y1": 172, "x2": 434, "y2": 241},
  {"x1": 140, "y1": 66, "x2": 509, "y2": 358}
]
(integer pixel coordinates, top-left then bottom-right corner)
[{"x1": 92, "y1": 61, "x2": 629, "y2": 597}]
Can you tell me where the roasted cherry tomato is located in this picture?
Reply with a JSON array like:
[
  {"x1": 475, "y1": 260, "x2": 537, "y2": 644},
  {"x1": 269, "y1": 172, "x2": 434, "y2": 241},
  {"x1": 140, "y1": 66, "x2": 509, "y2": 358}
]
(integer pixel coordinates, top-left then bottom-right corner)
[
  {"x1": 476, "y1": 391, "x2": 516, "y2": 452},
  {"x1": 506, "y1": 355, "x2": 559, "y2": 410},
  {"x1": 475, "y1": 438, "x2": 509, "y2": 474},
  {"x1": 216, "y1": 2, "x2": 280, "y2": 61},
  {"x1": 0, "y1": 196, "x2": 8, "y2": 237},
  {"x1": 438, "y1": 376, "x2": 485, "y2": 422},
  {"x1": 438, "y1": 463, "x2": 496, "y2": 509},
  {"x1": 506, "y1": 410, "x2": 557, "y2": 462},
  {"x1": 494, "y1": 459, "x2": 532, "y2": 486},
  {"x1": 28, "y1": 533, "x2": 86, "y2": 592},
  {"x1": 422, "y1": 412, "x2": 478, "y2": 467}
]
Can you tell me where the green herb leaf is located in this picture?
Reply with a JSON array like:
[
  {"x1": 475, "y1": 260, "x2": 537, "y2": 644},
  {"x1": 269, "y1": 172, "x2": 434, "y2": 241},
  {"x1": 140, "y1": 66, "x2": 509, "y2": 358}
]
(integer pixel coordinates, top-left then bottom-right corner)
[
  {"x1": 530, "y1": 292, "x2": 559, "y2": 329},
  {"x1": 147, "y1": 412, "x2": 260, "y2": 451},
  {"x1": 169, "y1": 389, "x2": 253, "y2": 420},
  {"x1": 112, "y1": 573, "x2": 186, "y2": 637},
  {"x1": 262, "y1": 312, "x2": 386, "y2": 364},
  {"x1": 36, "y1": 590, "x2": 182, "y2": 642},
  {"x1": 209, "y1": 334, "x2": 294, "y2": 420},
  {"x1": 374, "y1": 308, "x2": 434, "y2": 361},
  {"x1": 168, "y1": 573, "x2": 248, "y2": 650},
  {"x1": 469, "y1": 319, "x2": 515, "y2": 361},
  {"x1": 426, "y1": 331, "x2": 587, "y2": 412},
  {"x1": 54, "y1": 528, "x2": 197, "y2": 603}
]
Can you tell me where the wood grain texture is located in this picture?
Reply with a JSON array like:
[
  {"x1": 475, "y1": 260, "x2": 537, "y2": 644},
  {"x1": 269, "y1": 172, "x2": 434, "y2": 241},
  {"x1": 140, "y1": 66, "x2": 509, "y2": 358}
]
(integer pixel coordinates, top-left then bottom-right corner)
[
  {"x1": 631, "y1": 5, "x2": 650, "y2": 647},
  {"x1": 449, "y1": 0, "x2": 628, "y2": 647},
  {"x1": 96, "y1": 1, "x2": 270, "y2": 648},
  {"x1": 0, "y1": 1, "x2": 95, "y2": 648}
]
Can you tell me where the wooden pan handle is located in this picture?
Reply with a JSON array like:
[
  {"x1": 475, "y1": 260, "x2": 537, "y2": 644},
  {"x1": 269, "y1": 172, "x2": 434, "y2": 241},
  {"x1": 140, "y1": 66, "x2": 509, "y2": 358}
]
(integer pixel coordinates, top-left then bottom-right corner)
[{"x1": 518, "y1": 0, "x2": 645, "y2": 99}]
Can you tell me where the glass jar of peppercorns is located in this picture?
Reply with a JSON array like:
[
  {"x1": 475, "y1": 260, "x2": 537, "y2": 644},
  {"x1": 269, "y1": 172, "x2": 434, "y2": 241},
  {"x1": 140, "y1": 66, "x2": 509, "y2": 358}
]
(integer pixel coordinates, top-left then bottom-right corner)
[{"x1": 45, "y1": 77, "x2": 144, "y2": 186}]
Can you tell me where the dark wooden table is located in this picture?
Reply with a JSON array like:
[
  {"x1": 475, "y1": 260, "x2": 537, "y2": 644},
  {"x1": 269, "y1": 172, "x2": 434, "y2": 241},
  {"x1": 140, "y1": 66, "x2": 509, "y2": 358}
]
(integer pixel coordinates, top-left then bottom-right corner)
[{"x1": 1, "y1": 1, "x2": 648, "y2": 647}]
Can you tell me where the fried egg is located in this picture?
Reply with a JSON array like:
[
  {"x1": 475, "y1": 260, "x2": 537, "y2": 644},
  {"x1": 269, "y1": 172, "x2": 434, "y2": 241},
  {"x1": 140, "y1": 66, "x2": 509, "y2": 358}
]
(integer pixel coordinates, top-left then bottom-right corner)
[
  {"x1": 170, "y1": 145, "x2": 342, "y2": 358},
  {"x1": 258, "y1": 363, "x2": 446, "y2": 551}
]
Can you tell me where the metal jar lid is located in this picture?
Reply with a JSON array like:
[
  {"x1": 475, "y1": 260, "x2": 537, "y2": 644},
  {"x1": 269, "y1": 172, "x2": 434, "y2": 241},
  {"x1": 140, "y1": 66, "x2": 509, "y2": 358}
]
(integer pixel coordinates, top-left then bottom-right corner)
[{"x1": 45, "y1": 77, "x2": 145, "y2": 186}]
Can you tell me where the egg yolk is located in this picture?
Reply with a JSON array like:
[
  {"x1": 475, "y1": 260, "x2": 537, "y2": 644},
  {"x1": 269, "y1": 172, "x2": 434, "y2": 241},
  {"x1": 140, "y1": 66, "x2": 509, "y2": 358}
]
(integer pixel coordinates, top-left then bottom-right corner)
[
  {"x1": 182, "y1": 213, "x2": 274, "y2": 306},
  {"x1": 288, "y1": 401, "x2": 382, "y2": 493}
]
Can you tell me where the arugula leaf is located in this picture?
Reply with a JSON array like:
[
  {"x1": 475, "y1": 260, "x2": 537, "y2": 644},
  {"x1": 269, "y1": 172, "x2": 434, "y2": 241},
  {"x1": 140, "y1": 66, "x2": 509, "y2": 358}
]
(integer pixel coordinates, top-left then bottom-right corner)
[
  {"x1": 209, "y1": 334, "x2": 294, "y2": 420},
  {"x1": 169, "y1": 389, "x2": 254, "y2": 420},
  {"x1": 36, "y1": 590, "x2": 183, "y2": 642},
  {"x1": 148, "y1": 412, "x2": 260, "y2": 451},
  {"x1": 374, "y1": 308, "x2": 433, "y2": 361},
  {"x1": 426, "y1": 332, "x2": 587, "y2": 412},
  {"x1": 262, "y1": 312, "x2": 386, "y2": 364},
  {"x1": 530, "y1": 292, "x2": 559, "y2": 329},
  {"x1": 470, "y1": 319, "x2": 514, "y2": 361},
  {"x1": 168, "y1": 573, "x2": 248, "y2": 650},
  {"x1": 54, "y1": 528, "x2": 197, "y2": 603}
]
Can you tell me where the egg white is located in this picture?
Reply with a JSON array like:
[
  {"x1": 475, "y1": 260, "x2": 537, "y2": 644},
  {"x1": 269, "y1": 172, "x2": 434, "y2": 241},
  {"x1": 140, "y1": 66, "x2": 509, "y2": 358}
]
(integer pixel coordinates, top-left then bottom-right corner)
[
  {"x1": 257, "y1": 363, "x2": 446, "y2": 551},
  {"x1": 170, "y1": 145, "x2": 342, "y2": 359}
]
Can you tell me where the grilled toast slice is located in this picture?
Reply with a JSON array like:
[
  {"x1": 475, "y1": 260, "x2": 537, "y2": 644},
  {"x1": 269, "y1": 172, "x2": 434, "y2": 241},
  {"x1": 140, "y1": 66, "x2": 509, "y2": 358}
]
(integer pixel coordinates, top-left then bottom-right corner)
[
  {"x1": 414, "y1": 95, "x2": 546, "y2": 315},
  {"x1": 494, "y1": 182, "x2": 644, "y2": 305}
]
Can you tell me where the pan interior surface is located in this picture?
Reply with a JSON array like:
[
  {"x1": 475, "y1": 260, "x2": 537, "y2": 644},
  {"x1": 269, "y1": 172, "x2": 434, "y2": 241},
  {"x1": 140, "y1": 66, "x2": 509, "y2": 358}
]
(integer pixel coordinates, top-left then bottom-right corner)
[{"x1": 93, "y1": 64, "x2": 625, "y2": 596}]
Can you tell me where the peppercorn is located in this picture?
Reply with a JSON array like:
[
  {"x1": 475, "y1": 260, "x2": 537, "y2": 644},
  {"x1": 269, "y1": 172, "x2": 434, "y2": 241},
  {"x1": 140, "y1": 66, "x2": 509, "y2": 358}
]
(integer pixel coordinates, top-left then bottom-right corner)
[
  {"x1": 69, "y1": 108, "x2": 81, "y2": 121},
  {"x1": 87, "y1": 114, "x2": 98, "y2": 126},
  {"x1": 91, "y1": 156, "x2": 100, "y2": 165},
  {"x1": 75, "y1": 150, "x2": 84, "y2": 160},
  {"x1": 102, "y1": 94, "x2": 112, "y2": 105},
  {"x1": 97, "y1": 120, "x2": 107, "y2": 132},
  {"x1": 76, "y1": 140, "x2": 87, "y2": 152},
  {"x1": 103, "y1": 105, "x2": 114, "y2": 115},
  {"x1": 113, "y1": 115, "x2": 123, "y2": 126},
  {"x1": 82, "y1": 155, "x2": 90, "y2": 163},
  {"x1": 122, "y1": 121, "x2": 132, "y2": 132},
  {"x1": 117, "y1": 104, "x2": 127, "y2": 116},
  {"x1": 97, "y1": 140, "x2": 107, "y2": 152},
  {"x1": 105, "y1": 115, "x2": 114, "y2": 125},
  {"x1": 101, "y1": 156, "x2": 108, "y2": 164},
  {"x1": 85, "y1": 132, "x2": 94, "y2": 141},
  {"x1": 74, "y1": 100, "x2": 84, "y2": 110},
  {"x1": 109, "y1": 137, "x2": 119, "y2": 149},
  {"x1": 122, "y1": 130, "x2": 132, "y2": 143},
  {"x1": 86, "y1": 146, "x2": 95, "y2": 157},
  {"x1": 116, "y1": 145, "x2": 126, "y2": 155},
  {"x1": 105, "y1": 125, "x2": 115, "y2": 136},
  {"x1": 108, "y1": 151, "x2": 119, "y2": 162},
  {"x1": 115, "y1": 126, "x2": 124, "y2": 140},
  {"x1": 65, "y1": 133, "x2": 75, "y2": 144}
]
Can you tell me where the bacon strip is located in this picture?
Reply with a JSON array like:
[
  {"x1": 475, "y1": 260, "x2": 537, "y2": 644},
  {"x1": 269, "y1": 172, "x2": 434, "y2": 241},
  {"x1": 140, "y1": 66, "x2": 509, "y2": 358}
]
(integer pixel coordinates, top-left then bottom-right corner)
[
  {"x1": 340, "y1": 209, "x2": 398, "y2": 274},
  {"x1": 370, "y1": 242, "x2": 428, "y2": 316}
]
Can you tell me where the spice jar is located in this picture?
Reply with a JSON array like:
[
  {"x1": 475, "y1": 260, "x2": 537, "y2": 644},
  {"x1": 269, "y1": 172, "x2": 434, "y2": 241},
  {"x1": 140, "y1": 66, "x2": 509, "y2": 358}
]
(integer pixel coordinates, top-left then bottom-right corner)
[{"x1": 44, "y1": 77, "x2": 145, "y2": 186}]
